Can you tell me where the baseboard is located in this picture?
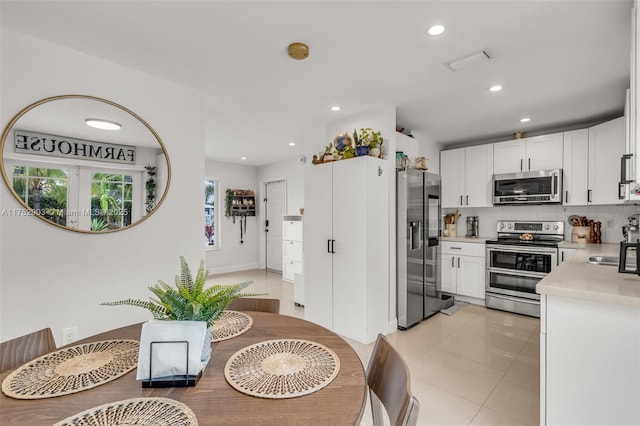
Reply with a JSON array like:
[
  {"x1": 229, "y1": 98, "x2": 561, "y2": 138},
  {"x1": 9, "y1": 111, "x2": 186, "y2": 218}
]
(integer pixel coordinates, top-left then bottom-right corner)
[
  {"x1": 209, "y1": 263, "x2": 261, "y2": 275},
  {"x1": 388, "y1": 318, "x2": 398, "y2": 334}
]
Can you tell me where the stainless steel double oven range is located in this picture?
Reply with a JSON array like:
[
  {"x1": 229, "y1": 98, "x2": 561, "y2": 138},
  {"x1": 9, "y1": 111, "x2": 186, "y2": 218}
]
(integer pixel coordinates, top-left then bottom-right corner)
[{"x1": 485, "y1": 220, "x2": 564, "y2": 317}]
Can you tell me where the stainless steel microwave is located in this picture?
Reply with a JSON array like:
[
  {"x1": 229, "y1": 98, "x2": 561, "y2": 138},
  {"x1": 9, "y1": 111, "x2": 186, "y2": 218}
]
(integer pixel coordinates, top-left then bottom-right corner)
[{"x1": 493, "y1": 169, "x2": 562, "y2": 205}]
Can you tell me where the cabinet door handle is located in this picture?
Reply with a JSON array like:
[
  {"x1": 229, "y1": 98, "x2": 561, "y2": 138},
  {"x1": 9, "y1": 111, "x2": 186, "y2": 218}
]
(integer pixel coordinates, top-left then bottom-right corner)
[
  {"x1": 457, "y1": 257, "x2": 461, "y2": 268},
  {"x1": 327, "y1": 239, "x2": 331, "y2": 253},
  {"x1": 561, "y1": 251, "x2": 564, "y2": 262},
  {"x1": 520, "y1": 159, "x2": 523, "y2": 171},
  {"x1": 528, "y1": 158, "x2": 531, "y2": 170},
  {"x1": 331, "y1": 239, "x2": 336, "y2": 254},
  {"x1": 451, "y1": 257, "x2": 455, "y2": 267},
  {"x1": 619, "y1": 183, "x2": 626, "y2": 200},
  {"x1": 460, "y1": 195, "x2": 463, "y2": 206},
  {"x1": 588, "y1": 189, "x2": 592, "y2": 203},
  {"x1": 565, "y1": 190, "x2": 568, "y2": 203},
  {"x1": 466, "y1": 195, "x2": 469, "y2": 206}
]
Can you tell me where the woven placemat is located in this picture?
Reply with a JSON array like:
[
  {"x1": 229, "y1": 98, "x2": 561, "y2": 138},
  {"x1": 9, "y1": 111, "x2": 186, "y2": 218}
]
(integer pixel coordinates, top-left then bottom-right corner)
[
  {"x1": 210, "y1": 310, "x2": 253, "y2": 342},
  {"x1": 2, "y1": 339, "x2": 139, "y2": 399},
  {"x1": 53, "y1": 397, "x2": 198, "y2": 426},
  {"x1": 224, "y1": 339, "x2": 340, "y2": 399}
]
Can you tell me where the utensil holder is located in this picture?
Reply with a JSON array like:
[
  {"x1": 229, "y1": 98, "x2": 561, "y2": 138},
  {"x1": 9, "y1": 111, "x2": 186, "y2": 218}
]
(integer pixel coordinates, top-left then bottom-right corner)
[
  {"x1": 445, "y1": 224, "x2": 456, "y2": 237},
  {"x1": 571, "y1": 226, "x2": 590, "y2": 243}
]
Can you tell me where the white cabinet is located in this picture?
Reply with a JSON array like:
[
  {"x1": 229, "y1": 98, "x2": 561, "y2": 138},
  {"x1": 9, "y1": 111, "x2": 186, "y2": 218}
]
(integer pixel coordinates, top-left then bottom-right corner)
[
  {"x1": 562, "y1": 129, "x2": 589, "y2": 205},
  {"x1": 396, "y1": 132, "x2": 418, "y2": 167},
  {"x1": 303, "y1": 156, "x2": 389, "y2": 345},
  {"x1": 558, "y1": 248, "x2": 576, "y2": 264},
  {"x1": 588, "y1": 117, "x2": 626, "y2": 205},
  {"x1": 440, "y1": 144, "x2": 493, "y2": 208},
  {"x1": 563, "y1": 118, "x2": 625, "y2": 206},
  {"x1": 282, "y1": 215, "x2": 302, "y2": 282},
  {"x1": 440, "y1": 241, "x2": 485, "y2": 300},
  {"x1": 493, "y1": 133, "x2": 563, "y2": 174},
  {"x1": 540, "y1": 294, "x2": 640, "y2": 425}
]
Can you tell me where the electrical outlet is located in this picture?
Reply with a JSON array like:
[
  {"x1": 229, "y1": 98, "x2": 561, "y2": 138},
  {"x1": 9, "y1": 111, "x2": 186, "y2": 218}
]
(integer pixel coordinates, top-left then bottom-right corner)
[
  {"x1": 61, "y1": 326, "x2": 78, "y2": 345},
  {"x1": 605, "y1": 219, "x2": 614, "y2": 229}
]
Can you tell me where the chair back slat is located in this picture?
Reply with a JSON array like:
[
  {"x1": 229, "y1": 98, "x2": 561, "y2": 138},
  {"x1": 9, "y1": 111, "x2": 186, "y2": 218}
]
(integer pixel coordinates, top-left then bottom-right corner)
[
  {"x1": 366, "y1": 334, "x2": 420, "y2": 426},
  {"x1": 0, "y1": 328, "x2": 56, "y2": 373},
  {"x1": 226, "y1": 297, "x2": 280, "y2": 314}
]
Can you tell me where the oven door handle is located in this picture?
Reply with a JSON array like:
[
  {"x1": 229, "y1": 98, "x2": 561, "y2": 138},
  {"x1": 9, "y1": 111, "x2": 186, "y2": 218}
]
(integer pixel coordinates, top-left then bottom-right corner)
[
  {"x1": 486, "y1": 245, "x2": 558, "y2": 255},
  {"x1": 487, "y1": 267, "x2": 549, "y2": 279}
]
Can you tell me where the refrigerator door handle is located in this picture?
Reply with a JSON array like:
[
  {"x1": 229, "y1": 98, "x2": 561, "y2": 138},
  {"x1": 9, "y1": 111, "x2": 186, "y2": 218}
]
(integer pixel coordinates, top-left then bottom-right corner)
[{"x1": 409, "y1": 221, "x2": 422, "y2": 250}]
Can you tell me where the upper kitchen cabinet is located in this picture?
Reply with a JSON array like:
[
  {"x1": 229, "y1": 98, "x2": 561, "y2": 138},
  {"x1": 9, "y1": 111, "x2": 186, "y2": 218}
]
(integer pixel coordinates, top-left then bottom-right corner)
[
  {"x1": 440, "y1": 144, "x2": 493, "y2": 208},
  {"x1": 562, "y1": 129, "x2": 589, "y2": 205},
  {"x1": 588, "y1": 116, "x2": 626, "y2": 205},
  {"x1": 493, "y1": 133, "x2": 564, "y2": 174}
]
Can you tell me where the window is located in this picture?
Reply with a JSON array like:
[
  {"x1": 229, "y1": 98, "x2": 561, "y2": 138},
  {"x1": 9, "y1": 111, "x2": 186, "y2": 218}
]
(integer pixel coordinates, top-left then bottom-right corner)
[
  {"x1": 90, "y1": 172, "x2": 134, "y2": 231},
  {"x1": 12, "y1": 165, "x2": 69, "y2": 226},
  {"x1": 204, "y1": 178, "x2": 219, "y2": 248},
  {"x1": 6, "y1": 159, "x2": 143, "y2": 231}
]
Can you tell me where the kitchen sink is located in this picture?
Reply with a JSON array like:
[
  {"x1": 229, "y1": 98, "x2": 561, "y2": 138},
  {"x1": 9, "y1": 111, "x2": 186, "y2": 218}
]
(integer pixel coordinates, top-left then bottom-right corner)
[{"x1": 587, "y1": 256, "x2": 619, "y2": 266}]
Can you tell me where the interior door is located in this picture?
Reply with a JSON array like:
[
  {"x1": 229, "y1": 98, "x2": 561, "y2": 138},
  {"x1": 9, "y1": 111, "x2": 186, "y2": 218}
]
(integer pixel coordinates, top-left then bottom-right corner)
[{"x1": 264, "y1": 179, "x2": 286, "y2": 272}]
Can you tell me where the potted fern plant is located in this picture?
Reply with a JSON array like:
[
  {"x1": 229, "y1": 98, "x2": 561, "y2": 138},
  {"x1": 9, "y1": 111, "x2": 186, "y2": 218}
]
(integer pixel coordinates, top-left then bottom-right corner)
[{"x1": 102, "y1": 256, "x2": 257, "y2": 363}]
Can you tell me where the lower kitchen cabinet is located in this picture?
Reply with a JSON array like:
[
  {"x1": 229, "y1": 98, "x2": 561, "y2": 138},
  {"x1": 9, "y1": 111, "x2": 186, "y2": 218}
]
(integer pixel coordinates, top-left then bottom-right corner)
[
  {"x1": 540, "y1": 294, "x2": 640, "y2": 425},
  {"x1": 440, "y1": 241, "x2": 486, "y2": 301},
  {"x1": 559, "y1": 247, "x2": 576, "y2": 264}
]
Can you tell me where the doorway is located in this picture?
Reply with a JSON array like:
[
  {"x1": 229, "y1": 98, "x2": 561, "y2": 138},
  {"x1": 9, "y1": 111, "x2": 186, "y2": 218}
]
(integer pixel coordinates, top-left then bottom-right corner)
[{"x1": 264, "y1": 179, "x2": 286, "y2": 272}]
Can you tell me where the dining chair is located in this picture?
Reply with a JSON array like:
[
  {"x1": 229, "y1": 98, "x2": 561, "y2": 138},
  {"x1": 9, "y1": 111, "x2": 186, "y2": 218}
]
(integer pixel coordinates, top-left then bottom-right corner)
[
  {"x1": 366, "y1": 333, "x2": 420, "y2": 426},
  {"x1": 226, "y1": 297, "x2": 280, "y2": 314},
  {"x1": 0, "y1": 327, "x2": 57, "y2": 373}
]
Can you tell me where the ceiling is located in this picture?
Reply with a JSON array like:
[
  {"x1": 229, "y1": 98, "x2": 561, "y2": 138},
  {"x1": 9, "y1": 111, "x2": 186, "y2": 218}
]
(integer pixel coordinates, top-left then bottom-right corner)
[{"x1": 0, "y1": 0, "x2": 633, "y2": 166}]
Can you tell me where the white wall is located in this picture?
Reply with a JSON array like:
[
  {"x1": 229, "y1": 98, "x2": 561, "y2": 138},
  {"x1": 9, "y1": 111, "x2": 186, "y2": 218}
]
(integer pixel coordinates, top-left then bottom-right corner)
[
  {"x1": 411, "y1": 130, "x2": 442, "y2": 175},
  {"x1": 205, "y1": 160, "x2": 259, "y2": 273},
  {"x1": 0, "y1": 30, "x2": 205, "y2": 344},
  {"x1": 443, "y1": 204, "x2": 640, "y2": 242}
]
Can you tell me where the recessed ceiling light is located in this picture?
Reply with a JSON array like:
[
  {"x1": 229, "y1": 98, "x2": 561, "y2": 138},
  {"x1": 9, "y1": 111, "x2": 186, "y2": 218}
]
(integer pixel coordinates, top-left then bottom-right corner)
[
  {"x1": 331, "y1": 106, "x2": 340, "y2": 111},
  {"x1": 489, "y1": 85, "x2": 503, "y2": 92},
  {"x1": 85, "y1": 118, "x2": 121, "y2": 130},
  {"x1": 289, "y1": 142, "x2": 296, "y2": 146},
  {"x1": 520, "y1": 117, "x2": 531, "y2": 123},
  {"x1": 427, "y1": 25, "x2": 445, "y2": 36},
  {"x1": 241, "y1": 157, "x2": 247, "y2": 160}
]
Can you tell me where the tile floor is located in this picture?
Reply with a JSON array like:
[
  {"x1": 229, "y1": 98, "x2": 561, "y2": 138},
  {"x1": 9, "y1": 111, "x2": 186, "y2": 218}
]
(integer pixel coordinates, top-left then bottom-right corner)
[{"x1": 208, "y1": 269, "x2": 540, "y2": 426}]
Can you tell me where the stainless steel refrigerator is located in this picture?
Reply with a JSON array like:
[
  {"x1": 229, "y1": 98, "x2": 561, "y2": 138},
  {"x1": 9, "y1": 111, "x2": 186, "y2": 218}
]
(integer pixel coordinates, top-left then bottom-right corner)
[{"x1": 397, "y1": 169, "x2": 441, "y2": 329}]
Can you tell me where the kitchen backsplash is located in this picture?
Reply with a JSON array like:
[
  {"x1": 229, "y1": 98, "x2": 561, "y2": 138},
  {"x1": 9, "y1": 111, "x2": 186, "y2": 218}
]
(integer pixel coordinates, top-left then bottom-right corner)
[{"x1": 443, "y1": 204, "x2": 640, "y2": 243}]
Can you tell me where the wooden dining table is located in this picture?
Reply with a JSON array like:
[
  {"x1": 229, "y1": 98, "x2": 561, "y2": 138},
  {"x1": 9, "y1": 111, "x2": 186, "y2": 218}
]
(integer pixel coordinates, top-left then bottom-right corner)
[{"x1": 0, "y1": 312, "x2": 367, "y2": 425}]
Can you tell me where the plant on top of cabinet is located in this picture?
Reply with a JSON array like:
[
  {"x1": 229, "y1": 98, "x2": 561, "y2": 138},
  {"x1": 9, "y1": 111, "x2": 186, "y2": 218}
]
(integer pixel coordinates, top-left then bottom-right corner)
[{"x1": 356, "y1": 127, "x2": 384, "y2": 158}]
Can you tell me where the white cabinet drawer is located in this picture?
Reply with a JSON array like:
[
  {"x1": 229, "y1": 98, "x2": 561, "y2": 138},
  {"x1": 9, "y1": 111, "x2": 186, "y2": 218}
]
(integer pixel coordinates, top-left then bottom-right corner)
[
  {"x1": 283, "y1": 221, "x2": 303, "y2": 241},
  {"x1": 283, "y1": 240, "x2": 302, "y2": 261},
  {"x1": 283, "y1": 260, "x2": 303, "y2": 281},
  {"x1": 440, "y1": 241, "x2": 485, "y2": 257}
]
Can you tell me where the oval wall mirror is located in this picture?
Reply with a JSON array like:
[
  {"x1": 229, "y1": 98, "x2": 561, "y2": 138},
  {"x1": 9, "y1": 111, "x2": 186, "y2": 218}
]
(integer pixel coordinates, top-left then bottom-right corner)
[{"x1": 0, "y1": 95, "x2": 171, "y2": 233}]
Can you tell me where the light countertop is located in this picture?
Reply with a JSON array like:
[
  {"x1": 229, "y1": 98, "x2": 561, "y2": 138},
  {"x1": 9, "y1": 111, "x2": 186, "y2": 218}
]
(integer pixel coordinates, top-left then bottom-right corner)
[{"x1": 536, "y1": 243, "x2": 640, "y2": 307}]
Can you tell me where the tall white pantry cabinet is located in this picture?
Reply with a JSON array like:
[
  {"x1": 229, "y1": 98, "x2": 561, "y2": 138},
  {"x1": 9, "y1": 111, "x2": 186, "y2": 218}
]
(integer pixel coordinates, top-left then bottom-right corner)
[{"x1": 303, "y1": 156, "x2": 389, "y2": 345}]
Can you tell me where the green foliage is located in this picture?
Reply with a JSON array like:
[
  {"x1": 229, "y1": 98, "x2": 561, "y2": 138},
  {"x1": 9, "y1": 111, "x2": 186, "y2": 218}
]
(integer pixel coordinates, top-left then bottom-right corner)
[
  {"x1": 224, "y1": 189, "x2": 234, "y2": 218},
  {"x1": 101, "y1": 257, "x2": 257, "y2": 326},
  {"x1": 144, "y1": 166, "x2": 157, "y2": 213},
  {"x1": 90, "y1": 217, "x2": 109, "y2": 231},
  {"x1": 358, "y1": 127, "x2": 384, "y2": 149}
]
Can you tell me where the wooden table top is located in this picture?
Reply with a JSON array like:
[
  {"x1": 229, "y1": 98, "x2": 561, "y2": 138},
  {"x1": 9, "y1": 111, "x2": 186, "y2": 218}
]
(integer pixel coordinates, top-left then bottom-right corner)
[{"x1": 0, "y1": 312, "x2": 366, "y2": 425}]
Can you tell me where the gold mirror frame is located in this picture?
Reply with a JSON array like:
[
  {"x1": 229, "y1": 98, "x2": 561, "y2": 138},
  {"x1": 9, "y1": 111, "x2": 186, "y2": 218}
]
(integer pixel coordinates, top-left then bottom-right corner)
[{"x1": 0, "y1": 94, "x2": 171, "y2": 233}]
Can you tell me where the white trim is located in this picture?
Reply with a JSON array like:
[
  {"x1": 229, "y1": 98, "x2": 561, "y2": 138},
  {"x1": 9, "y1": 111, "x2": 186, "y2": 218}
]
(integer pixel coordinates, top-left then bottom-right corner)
[{"x1": 209, "y1": 263, "x2": 260, "y2": 275}]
